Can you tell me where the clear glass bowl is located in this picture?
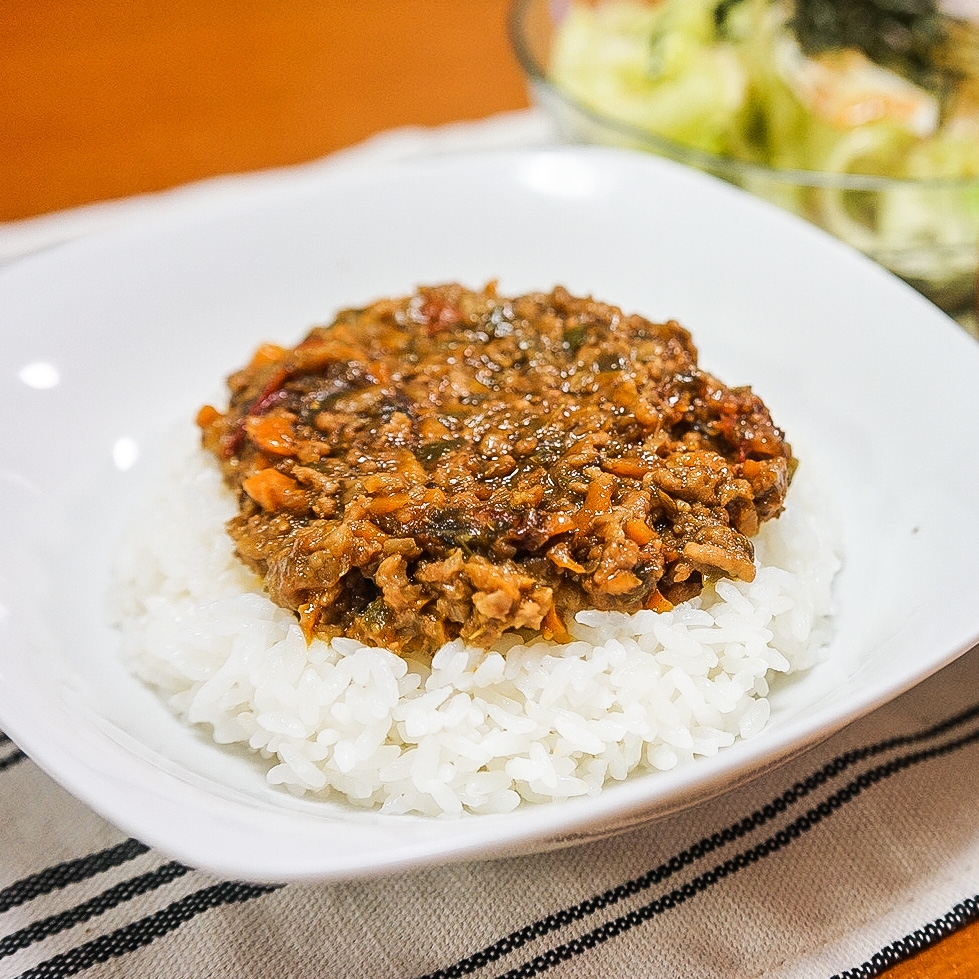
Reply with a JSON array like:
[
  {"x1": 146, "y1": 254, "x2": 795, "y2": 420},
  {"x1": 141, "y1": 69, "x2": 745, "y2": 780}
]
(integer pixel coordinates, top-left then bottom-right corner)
[{"x1": 509, "y1": 0, "x2": 979, "y2": 328}]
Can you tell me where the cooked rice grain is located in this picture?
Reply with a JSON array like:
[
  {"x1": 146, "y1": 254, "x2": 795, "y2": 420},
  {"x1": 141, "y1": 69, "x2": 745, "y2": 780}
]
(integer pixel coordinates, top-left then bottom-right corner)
[{"x1": 112, "y1": 434, "x2": 841, "y2": 817}]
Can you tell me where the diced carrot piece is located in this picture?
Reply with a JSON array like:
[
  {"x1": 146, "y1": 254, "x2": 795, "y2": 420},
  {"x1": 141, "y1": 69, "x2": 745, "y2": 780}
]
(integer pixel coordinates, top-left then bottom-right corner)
[
  {"x1": 644, "y1": 589, "x2": 674, "y2": 613},
  {"x1": 195, "y1": 404, "x2": 222, "y2": 429},
  {"x1": 582, "y1": 473, "x2": 615, "y2": 516},
  {"x1": 418, "y1": 416, "x2": 451, "y2": 440},
  {"x1": 395, "y1": 448, "x2": 428, "y2": 484},
  {"x1": 624, "y1": 518, "x2": 656, "y2": 545},
  {"x1": 367, "y1": 493, "x2": 411, "y2": 515},
  {"x1": 542, "y1": 511, "x2": 576, "y2": 537},
  {"x1": 242, "y1": 468, "x2": 306, "y2": 512},
  {"x1": 297, "y1": 602, "x2": 320, "y2": 641},
  {"x1": 244, "y1": 413, "x2": 296, "y2": 456},
  {"x1": 421, "y1": 488, "x2": 447, "y2": 506},
  {"x1": 542, "y1": 605, "x2": 572, "y2": 644},
  {"x1": 361, "y1": 473, "x2": 405, "y2": 494},
  {"x1": 603, "y1": 458, "x2": 647, "y2": 478},
  {"x1": 247, "y1": 343, "x2": 289, "y2": 370}
]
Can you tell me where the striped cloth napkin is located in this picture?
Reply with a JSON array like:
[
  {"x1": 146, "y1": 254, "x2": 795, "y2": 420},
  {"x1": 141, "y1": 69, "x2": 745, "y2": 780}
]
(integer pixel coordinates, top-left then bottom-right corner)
[
  {"x1": 2, "y1": 111, "x2": 979, "y2": 979},
  {"x1": 2, "y1": 642, "x2": 978, "y2": 978}
]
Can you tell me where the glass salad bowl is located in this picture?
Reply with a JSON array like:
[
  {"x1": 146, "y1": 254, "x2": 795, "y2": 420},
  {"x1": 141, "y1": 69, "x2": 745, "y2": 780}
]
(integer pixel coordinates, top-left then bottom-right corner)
[{"x1": 510, "y1": 0, "x2": 979, "y2": 330}]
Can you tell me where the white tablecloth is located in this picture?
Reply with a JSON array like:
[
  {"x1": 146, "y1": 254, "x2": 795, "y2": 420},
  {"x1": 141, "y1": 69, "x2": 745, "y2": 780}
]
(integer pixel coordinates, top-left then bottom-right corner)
[{"x1": 2, "y1": 110, "x2": 979, "y2": 979}]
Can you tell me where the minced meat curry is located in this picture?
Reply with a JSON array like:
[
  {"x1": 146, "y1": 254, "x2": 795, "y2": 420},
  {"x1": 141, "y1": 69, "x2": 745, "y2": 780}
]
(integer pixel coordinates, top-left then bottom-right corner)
[{"x1": 197, "y1": 283, "x2": 794, "y2": 658}]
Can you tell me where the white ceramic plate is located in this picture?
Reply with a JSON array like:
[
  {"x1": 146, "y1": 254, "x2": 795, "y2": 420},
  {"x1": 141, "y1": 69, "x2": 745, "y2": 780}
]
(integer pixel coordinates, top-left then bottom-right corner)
[{"x1": 2, "y1": 148, "x2": 978, "y2": 883}]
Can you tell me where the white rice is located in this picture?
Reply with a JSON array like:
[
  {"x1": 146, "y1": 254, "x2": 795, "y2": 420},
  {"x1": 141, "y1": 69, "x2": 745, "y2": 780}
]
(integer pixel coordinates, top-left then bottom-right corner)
[{"x1": 112, "y1": 432, "x2": 841, "y2": 817}]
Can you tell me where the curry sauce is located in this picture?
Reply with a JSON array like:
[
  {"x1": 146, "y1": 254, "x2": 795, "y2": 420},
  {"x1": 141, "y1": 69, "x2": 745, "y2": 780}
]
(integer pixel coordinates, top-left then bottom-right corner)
[{"x1": 198, "y1": 283, "x2": 794, "y2": 658}]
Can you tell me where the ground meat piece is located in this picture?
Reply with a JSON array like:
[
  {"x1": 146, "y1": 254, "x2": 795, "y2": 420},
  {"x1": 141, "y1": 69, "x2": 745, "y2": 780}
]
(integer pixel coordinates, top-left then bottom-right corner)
[{"x1": 197, "y1": 283, "x2": 795, "y2": 659}]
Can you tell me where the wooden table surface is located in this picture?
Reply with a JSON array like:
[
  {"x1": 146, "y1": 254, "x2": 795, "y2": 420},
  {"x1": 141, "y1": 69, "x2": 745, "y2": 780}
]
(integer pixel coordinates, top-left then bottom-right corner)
[
  {"x1": 1, "y1": 2, "x2": 976, "y2": 974},
  {"x1": 0, "y1": 0, "x2": 529, "y2": 220}
]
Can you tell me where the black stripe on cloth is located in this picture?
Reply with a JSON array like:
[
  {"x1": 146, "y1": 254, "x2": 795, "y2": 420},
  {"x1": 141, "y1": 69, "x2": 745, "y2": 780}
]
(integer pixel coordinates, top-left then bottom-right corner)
[
  {"x1": 0, "y1": 748, "x2": 26, "y2": 773},
  {"x1": 6, "y1": 707, "x2": 979, "y2": 978},
  {"x1": 482, "y1": 725, "x2": 979, "y2": 979},
  {"x1": 13, "y1": 881, "x2": 281, "y2": 979},
  {"x1": 831, "y1": 895, "x2": 979, "y2": 979},
  {"x1": 0, "y1": 861, "x2": 189, "y2": 960},
  {"x1": 0, "y1": 840, "x2": 151, "y2": 914},
  {"x1": 416, "y1": 702, "x2": 979, "y2": 979}
]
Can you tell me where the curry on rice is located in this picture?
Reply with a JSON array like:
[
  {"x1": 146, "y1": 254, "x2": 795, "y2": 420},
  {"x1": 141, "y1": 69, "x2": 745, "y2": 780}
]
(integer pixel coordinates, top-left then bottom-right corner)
[{"x1": 197, "y1": 283, "x2": 794, "y2": 658}]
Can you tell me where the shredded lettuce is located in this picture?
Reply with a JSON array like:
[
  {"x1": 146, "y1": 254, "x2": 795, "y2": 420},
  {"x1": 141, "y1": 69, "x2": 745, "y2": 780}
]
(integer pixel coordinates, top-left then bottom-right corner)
[{"x1": 550, "y1": 0, "x2": 979, "y2": 306}]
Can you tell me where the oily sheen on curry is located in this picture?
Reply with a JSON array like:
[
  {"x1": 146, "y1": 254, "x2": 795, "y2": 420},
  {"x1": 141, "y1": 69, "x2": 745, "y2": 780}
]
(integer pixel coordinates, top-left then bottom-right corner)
[{"x1": 197, "y1": 283, "x2": 795, "y2": 659}]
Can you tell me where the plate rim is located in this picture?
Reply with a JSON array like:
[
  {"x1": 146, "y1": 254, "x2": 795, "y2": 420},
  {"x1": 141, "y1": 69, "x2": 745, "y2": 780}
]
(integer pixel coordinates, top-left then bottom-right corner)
[{"x1": 2, "y1": 145, "x2": 979, "y2": 882}]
